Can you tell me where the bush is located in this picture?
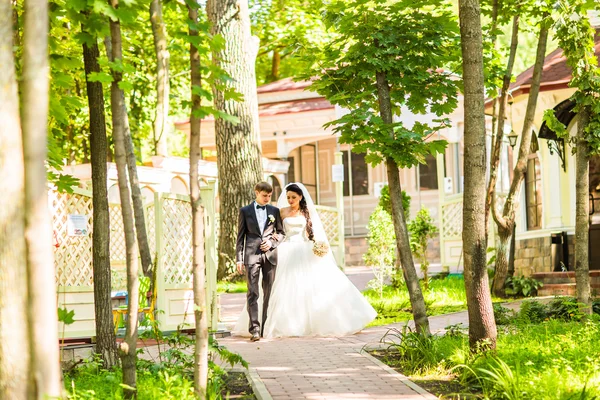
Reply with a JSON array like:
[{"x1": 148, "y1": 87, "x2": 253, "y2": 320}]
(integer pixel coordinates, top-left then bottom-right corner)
[
  {"x1": 493, "y1": 303, "x2": 515, "y2": 325},
  {"x1": 515, "y1": 300, "x2": 548, "y2": 324},
  {"x1": 408, "y1": 208, "x2": 438, "y2": 290},
  {"x1": 546, "y1": 297, "x2": 586, "y2": 321},
  {"x1": 378, "y1": 184, "x2": 411, "y2": 221},
  {"x1": 505, "y1": 275, "x2": 543, "y2": 297}
]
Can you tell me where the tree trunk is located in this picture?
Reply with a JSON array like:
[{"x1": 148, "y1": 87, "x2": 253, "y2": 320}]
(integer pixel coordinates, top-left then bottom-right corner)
[
  {"x1": 492, "y1": 226, "x2": 511, "y2": 296},
  {"x1": 375, "y1": 70, "x2": 430, "y2": 335},
  {"x1": 207, "y1": 0, "x2": 264, "y2": 279},
  {"x1": 485, "y1": 15, "x2": 519, "y2": 235},
  {"x1": 188, "y1": 3, "x2": 209, "y2": 396},
  {"x1": 104, "y1": 2, "x2": 152, "y2": 279},
  {"x1": 150, "y1": 0, "x2": 169, "y2": 157},
  {"x1": 575, "y1": 107, "x2": 592, "y2": 313},
  {"x1": 491, "y1": 21, "x2": 549, "y2": 298},
  {"x1": 0, "y1": 1, "x2": 29, "y2": 396},
  {"x1": 109, "y1": 1, "x2": 139, "y2": 396},
  {"x1": 270, "y1": 50, "x2": 280, "y2": 82},
  {"x1": 458, "y1": 0, "x2": 497, "y2": 351},
  {"x1": 21, "y1": 0, "x2": 62, "y2": 396},
  {"x1": 82, "y1": 33, "x2": 119, "y2": 368}
]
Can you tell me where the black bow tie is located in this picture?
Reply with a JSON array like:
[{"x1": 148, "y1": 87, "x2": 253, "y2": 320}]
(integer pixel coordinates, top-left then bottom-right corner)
[{"x1": 256, "y1": 204, "x2": 266, "y2": 210}]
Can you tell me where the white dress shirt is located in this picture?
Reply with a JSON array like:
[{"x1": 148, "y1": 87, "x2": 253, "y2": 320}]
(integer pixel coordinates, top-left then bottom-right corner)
[{"x1": 254, "y1": 201, "x2": 267, "y2": 234}]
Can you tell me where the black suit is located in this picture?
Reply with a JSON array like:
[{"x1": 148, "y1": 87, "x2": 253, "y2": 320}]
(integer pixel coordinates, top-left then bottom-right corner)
[{"x1": 236, "y1": 203, "x2": 285, "y2": 335}]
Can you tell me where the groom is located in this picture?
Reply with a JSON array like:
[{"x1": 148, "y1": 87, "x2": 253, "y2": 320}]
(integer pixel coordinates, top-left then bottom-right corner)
[{"x1": 236, "y1": 182, "x2": 285, "y2": 341}]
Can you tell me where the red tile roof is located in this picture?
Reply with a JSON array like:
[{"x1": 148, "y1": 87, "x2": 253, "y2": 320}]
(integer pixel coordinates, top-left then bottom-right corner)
[
  {"x1": 258, "y1": 98, "x2": 333, "y2": 116},
  {"x1": 257, "y1": 77, "x2": 312, "y2": 93},
  {"x1": 510, "y1": 31, "x2": 600, "y2": 94},
  {"x1": 173, "y1": 97, "x2": 333, "y2": 126}
]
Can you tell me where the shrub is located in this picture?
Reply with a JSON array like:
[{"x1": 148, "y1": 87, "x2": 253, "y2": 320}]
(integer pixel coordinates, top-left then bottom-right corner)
[
  {"x1": 515, "y1": 300, "x2": 548, "y2": 324},
  {"x1": 547, "y1": 297, "x2": 586, "y2": 322},
  {"x1": 378, "y1": 184, "x2": 411, "y2": 221},
  {"x1": 505, "y1": 275, "x2": 543, "y2": 297},
  {"x1": 493, "y1": 303, "x2": 515, "y2": 325},
  {"x1": 408, "y1": 208, "x2": 438, "y2": 290}
]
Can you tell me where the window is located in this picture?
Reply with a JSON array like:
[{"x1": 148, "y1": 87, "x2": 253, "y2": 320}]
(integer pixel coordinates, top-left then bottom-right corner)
[
  {"x1": 342, "y1": 151, "x2": 369, "y2": 196},
  {"x1": 525, "y1": 154, "x2": 542, "y2": 229},
  {"x1": 268, "y1": 175, "x2": 282, "y2": 202},
  {"x1": 419, "y1": 154, "x2": 438, "y2": 190}
]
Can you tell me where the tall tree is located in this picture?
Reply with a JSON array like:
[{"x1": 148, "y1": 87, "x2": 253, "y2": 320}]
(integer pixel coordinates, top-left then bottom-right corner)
[
  {"x1": 250, "y1": 0, "x2": 330, "y2": 84},
  {"x1": 458, "y1": 0, "x2": 498, "y2": 350},
  {"x1": 544, "y1": 0, "x2": 600, "y2": 313},
  {"x1": 0, "y1": 1, "x2": 30, "y2": 397},
  {"x1": 150, "y1": 0, "x2": 169, "y2": 156},
  {"x1": 81, "y1": 14, "x2": 119, "y2": 366},
  {"x1": 21, "y1": 0, "x2": 62, "y2": 396},
  {"x1": 308, "y1": 0, "x2": 461, "y2": 335},
  {"x1": 108, "y1": 0, "x2": 140, "y2": 395},
  {"x1": 207, "y1": 0, "x2": 264, "y2": 279},
  {"x1": 491, "y1": 11, "x2": 550, "y2": 297},
  {"x1": 485, "y1": 13, "x2": 519, "y2": 235},
  {"x1": 188, "y1": 3, "x2": 209, "y2": 395}
]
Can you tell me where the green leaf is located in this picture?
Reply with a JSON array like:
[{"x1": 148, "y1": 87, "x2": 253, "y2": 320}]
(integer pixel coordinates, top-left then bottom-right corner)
[
  {"x1": 87, "y1": 72, "x2": 113, "y2": 84},
  {"x1": 58, "y1": 307, "x2": 76, "y2": 325}
]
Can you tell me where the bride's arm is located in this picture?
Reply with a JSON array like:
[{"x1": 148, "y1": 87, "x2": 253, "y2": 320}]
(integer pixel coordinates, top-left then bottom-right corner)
[{"x1": 269, "y1": 208, "x2": 286, "y2": 249}]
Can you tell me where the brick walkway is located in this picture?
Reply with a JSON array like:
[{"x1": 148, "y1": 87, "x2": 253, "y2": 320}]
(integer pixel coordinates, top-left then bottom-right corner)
[
  {"x1": 219, "y1": 302, "x2": 532, "y2": 399},
  {"x1": 221, "y1": 332, "x2": 436, "y2": 400}
]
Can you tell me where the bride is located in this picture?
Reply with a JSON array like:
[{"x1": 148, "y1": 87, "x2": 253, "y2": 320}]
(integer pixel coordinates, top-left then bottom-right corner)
[{"x1": 233, "y1": 182, "x2": 377, "y2": 338}]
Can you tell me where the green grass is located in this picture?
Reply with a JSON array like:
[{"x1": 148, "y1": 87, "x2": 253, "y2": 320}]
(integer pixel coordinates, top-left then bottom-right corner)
[
  {"x1": 217, "y1": 280, "x2": 247, "y2": 294},
  {"x1": 375, "y1": 318, "x2": 600, "y2": 399},
  {"x1": 363, "y1": 275, "x2": 471, "y2": 327}
]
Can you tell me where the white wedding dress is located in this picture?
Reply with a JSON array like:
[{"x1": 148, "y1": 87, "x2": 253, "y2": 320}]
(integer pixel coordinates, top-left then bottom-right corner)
[{"x1": 232, "y1": 214, "x2": 377, "y2": 338}]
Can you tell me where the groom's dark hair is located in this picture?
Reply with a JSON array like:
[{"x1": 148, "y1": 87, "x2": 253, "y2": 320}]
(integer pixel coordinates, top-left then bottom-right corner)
[{"x1": 254, "y1": 181, "x2": 273, "y2": 193}]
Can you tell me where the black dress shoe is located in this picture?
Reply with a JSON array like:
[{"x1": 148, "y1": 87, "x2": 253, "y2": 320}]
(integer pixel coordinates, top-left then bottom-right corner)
[{"x1": 250, "y1": 332, "x2": 260, "y2": 342}]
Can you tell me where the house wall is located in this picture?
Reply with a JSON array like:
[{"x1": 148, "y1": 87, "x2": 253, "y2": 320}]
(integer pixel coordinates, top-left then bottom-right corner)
[{"x1": 505, "y1": 88, "x2": 579, "y2": 275}]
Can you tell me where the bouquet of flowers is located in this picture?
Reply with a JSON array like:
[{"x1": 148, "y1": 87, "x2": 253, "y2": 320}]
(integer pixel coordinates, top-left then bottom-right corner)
[{"x1": 312, "y1": 241, "x2": 329, "y2": 257}]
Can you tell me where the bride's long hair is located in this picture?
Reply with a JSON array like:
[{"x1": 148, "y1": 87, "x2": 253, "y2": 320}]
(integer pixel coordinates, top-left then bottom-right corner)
[{"x1": 286, "y1": 184, "x2": 314, "y2": 242}]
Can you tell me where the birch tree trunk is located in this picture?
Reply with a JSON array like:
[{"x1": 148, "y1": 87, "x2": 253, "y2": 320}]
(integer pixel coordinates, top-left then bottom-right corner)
[
  {"x1": 458, "y1": 0, "x2": 497, "y2": 351},
  {"x1": 485, "y1": 15, "x2": 519, "y2": 234},
  {"x1": 109, "y1": 0, "x2": 139, "y2": 395},
  {"x1": 188, "y1": 3, "x2": 209, "y2": 396},
  {"x1": 0, "y1": 1, "x2": 29, "y2": 397},
  {"x1": 376, "y1": 71, "x2": 430, "y2": 335},
  {"x1": 104, "y1": 3, "x2": 152, "y2": 279},
  {"x1": 82, "y1": 34, "x2": 118, "y2": 368},
  {"x1": 207, "y1": 0, "x2": 264, "y2": 279},
  {"x1": 150, "y1": 0, "x2": 169, "y2": 157},
  {"x1": 491, "y1": 21, "x2": 549, "y2": 297},
  {"x1": 21, "y1": 0, "x2": 62, "y2": 396},
  {"x1": 575, "y1": 107, "x2": 592, "y2": 313}
]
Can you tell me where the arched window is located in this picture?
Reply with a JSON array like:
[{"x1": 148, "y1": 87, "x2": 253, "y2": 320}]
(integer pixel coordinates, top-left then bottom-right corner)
[
  {"x1": 108, "y1": 184, "x2": 120, "y2": 204},
  {"x1": 141, "y1": 186, "x2": 155, "y2": 204},
  {"x1": 268, "y1": 175, "x2": 282, "y2": 201},
  {"x1": 170, "y1": 176, "x2": 188, "y2": 195}
]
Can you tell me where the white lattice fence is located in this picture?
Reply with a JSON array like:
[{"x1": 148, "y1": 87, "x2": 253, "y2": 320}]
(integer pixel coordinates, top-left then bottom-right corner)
[
  {"x1": 51, "y1": 190, "x2": 94, "y2": 287},
  {"x1": 109, "y1": 204, "x2": 126, "y2": 263},
  {"x1": 440, "y1": 194, "x2": 464, "y2": 267},
  {"x1": 162, "y1": 197, "x2": 193, "y2": 285},
  {"x1": 441, "y1": 200, "x2": 463, "y2": 239},
  {"x1": 315, "y1": 205, "x2": 339, "y2": 245},
  {"x1": 51, "y1": 189, "x2": 96, "y2": 338}
]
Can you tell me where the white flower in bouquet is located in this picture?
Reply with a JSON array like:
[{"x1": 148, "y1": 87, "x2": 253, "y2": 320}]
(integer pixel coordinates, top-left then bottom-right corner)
[{"x1": 312, "y1": 241, "x2": 329, "y2": 257}]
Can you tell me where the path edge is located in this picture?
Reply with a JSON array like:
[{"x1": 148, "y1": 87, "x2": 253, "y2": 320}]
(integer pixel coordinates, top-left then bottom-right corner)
[{"x1": 362, "y1": 351, "x2": 438, "y2": 399}]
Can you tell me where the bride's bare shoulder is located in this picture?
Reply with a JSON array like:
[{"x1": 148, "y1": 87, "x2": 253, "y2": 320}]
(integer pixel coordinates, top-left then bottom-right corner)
[{"x1": 280, "y1": 207, "x2": 291, "y2": 218}]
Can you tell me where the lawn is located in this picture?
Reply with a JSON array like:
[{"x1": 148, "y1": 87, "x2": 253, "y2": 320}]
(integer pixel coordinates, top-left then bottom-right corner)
[
  {"x1": 371, "y1": 299, "x2": 600, "y2": 399},
  {"x1": 217, "y1": 280, "x2": 248, "y2": 294},
  {"x1": 363, "y1": 275, "x2": 471, "y2": 327}
]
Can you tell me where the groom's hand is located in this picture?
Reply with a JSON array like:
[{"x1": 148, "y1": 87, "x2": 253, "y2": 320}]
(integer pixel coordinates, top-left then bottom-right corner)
[
  {"x1": 236, "y1": 262, "x2": 245, "y2": 274},
  {"x1": 260, "y1": 240, "x2": 271, "y2": 252}
]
